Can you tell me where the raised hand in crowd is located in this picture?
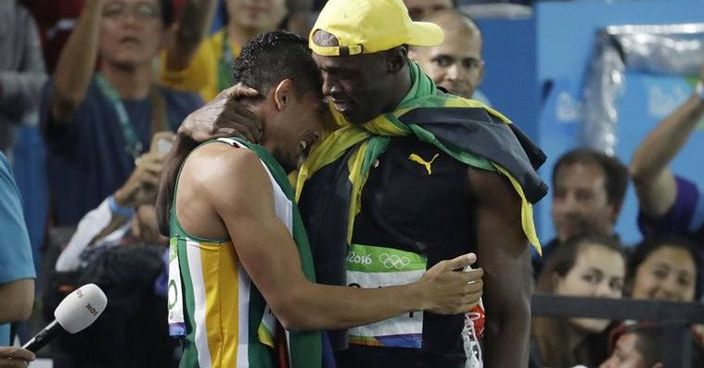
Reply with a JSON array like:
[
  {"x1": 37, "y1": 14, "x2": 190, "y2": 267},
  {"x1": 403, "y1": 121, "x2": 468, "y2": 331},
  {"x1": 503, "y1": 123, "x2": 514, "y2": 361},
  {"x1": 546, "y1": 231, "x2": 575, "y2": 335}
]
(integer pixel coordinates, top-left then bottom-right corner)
[
  {"x1": 49, "y1": 0, "x2": 105, "y2": 124},
  {"x1": 630, "y1": 64, "x2": 704, "y2": 220},
  {"x1": 43, "y1": 0, "x2": 202, "y2": 226}
]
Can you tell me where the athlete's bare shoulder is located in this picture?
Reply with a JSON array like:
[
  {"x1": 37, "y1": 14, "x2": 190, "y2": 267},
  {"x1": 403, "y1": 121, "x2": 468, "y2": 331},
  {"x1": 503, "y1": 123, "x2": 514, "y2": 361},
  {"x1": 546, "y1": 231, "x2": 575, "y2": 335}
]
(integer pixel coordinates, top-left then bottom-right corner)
[{"x1": 175, "y1": 141, "x2": 273, "y2": 238}]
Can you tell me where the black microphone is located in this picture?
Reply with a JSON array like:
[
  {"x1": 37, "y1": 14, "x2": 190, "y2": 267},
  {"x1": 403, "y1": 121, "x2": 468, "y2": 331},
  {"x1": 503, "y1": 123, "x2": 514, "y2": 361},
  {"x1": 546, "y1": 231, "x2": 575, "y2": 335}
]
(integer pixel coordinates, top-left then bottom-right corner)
[{"x1": 22, "y1": 283, "x2": 108, "y2": 352}]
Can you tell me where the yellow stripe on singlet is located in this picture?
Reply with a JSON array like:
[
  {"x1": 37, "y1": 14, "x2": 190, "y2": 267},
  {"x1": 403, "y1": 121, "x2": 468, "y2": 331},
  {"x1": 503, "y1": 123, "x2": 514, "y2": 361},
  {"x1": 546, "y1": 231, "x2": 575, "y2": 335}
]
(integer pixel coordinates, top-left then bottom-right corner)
[{"x1": 195, "y1": 240, "x2": 242, "y2": 367}]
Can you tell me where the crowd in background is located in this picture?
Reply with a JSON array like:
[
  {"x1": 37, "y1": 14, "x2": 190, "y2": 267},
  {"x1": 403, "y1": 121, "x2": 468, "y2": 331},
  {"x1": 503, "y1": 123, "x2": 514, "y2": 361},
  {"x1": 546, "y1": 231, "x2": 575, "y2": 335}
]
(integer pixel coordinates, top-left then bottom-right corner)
[{"x1": 1, "y1": 0, "x2": 703, "y2": 367}]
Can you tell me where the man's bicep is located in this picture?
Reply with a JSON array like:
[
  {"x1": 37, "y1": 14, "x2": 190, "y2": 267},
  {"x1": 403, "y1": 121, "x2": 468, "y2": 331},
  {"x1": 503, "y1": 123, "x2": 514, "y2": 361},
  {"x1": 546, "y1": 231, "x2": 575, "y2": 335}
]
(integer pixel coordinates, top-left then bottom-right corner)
[
  {"x1": 222, "y1": 211, "x2": 307, "y2": 293},
  {"x1": 470, "y1": 169, "x2": 532, "y2": 364},
  {"x1": 470, "y1": 169, "x2": 531, "y2": 307}
]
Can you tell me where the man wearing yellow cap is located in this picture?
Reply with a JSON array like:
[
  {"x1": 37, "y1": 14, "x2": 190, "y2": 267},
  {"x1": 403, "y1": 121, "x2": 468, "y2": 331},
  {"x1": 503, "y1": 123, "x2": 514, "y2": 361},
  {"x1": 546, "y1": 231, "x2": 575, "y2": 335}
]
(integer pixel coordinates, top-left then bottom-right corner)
[
  {"x1": 296, "y1": 0, "x2": 546, "y2": 367},
  {"x1": 164, "y1": 0, "x2": 548, "y2": 366}
]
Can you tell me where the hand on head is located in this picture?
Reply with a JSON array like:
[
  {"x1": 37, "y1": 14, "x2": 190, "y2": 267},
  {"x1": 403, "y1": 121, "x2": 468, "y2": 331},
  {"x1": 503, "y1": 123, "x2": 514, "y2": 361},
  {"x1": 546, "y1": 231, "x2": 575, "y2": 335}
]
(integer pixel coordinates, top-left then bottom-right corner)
[{"x1": 178, "y1": 83, "x2": 263, "y2": 143}]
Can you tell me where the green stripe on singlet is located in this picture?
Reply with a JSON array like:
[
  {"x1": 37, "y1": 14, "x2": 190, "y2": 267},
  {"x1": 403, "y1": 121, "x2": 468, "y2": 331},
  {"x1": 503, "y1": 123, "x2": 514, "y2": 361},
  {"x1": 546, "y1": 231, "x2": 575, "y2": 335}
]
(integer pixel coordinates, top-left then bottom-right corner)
[
  {"x1": 177, "y1": 240, "x2": 200, "y2": 368},
  {"x1": 247, "y1": 287, "x2": 275, "y2": 367}
]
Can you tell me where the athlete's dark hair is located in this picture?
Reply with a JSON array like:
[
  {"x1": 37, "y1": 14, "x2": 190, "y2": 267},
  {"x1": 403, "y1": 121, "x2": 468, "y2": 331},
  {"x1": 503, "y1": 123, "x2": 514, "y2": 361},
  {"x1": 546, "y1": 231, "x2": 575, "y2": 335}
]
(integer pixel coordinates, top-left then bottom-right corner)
[{"x1": 232, "y1": 31, "x2": 322, "y2": 99}]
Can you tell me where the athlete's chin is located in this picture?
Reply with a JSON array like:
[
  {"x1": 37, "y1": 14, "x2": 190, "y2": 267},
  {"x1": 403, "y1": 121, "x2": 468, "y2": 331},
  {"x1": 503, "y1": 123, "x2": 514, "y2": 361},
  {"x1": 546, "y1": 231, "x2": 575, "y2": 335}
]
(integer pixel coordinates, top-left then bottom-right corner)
[{"x1": 334, "y1": 105, "x2": 365, "y2": 125}]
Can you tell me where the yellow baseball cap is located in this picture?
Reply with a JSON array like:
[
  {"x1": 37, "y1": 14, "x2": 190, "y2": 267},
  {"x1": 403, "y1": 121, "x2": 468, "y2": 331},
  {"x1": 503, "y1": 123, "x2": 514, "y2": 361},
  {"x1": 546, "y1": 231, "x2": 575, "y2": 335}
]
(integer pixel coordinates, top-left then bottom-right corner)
[{"x1": 310, "y1": 0, "x2": 444, "y2": 57}]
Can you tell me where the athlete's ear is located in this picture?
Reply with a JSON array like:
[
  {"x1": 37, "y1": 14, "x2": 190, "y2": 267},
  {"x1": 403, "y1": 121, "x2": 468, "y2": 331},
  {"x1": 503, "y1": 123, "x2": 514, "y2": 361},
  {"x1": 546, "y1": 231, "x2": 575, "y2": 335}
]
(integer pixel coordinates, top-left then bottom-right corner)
[
  {"x1": 273, "y1": 79, "x2": 294, "y2": 111},
  {"x1": 386, "y1": 46, "x2": 408, "y2": 74}
]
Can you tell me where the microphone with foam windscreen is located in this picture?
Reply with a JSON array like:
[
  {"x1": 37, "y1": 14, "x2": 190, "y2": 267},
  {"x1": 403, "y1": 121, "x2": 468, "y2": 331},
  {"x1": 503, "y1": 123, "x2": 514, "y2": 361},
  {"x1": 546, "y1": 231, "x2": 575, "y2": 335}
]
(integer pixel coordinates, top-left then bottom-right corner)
[{"x1": 22, "y1": 283, "x2": 108, "y2": 352}]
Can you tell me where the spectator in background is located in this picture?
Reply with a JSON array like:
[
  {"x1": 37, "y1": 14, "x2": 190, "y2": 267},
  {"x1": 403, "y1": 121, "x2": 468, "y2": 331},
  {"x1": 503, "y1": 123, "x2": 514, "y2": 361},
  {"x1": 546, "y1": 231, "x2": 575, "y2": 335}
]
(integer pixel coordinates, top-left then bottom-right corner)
[
  {"x1": 47, "y1": 133, "x2": 176, "y2": 368},
  {"x1": 626, "y1": 236, "x2": 698, "y2": 303},
  {"x1": 409, "y1": 9, "x2": 489, "y2": 104},
  {"x1": 532, "y1": 234, "x2": 626, "y2": 367},
  {"x1": 283, "y1": 0, "x2": 314, "y2": 37},
  {"x1": 618, "y1": 237, "x2": 703, "y2": 364},
  {"x1": 40, "y1": 0, "x2": 201, "y2": 227},
  {"x1": 551, "y1": 149, "x2": 629, "y2": 244},
  {"x1": 54, "y1": 145, "x2": 169, "y2": 272},
  {"x1": 403, "y1": 0, "x2": 454, "y2": 21},
  {"x1": 26, "y1": 0, "x2": 188, "y2": 74},
  {"x1": 535, "y1": 148, "x2": 629, "y2": 275},
  {"x1": 0, "y1": 0, "x2": 47, "y2": 157},
  {"x1": 161, "y1": 0, "x2": 288, "y2": 101},
  {"x1": 0, "y1": 152, "x2": 35, "y2": 347},
  {"x1": 600, "y1": 324, "x2": 664, "y2": 368},
  {"x1": 630, "y1": 65, "x2": 704, "y2": 295}
]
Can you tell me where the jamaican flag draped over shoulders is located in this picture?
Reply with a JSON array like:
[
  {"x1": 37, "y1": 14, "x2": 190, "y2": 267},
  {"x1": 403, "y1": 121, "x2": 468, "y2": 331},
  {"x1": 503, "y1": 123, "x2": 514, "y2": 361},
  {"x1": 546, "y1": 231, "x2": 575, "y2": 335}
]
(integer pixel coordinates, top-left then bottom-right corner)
[{"x1": 295, "y1": 61, "x2": 547, "y2": 292}]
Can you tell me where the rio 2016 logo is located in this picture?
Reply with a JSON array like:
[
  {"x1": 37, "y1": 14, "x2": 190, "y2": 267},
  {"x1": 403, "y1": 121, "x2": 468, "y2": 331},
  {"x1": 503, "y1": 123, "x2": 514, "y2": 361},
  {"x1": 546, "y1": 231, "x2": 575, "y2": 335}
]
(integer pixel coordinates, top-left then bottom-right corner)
[
  {"x1": 347, "y1": 251, "x2": 372, "y2": 265},
  {"x1": 347, "y1": 251, "x2": 412, "y2": 270}
]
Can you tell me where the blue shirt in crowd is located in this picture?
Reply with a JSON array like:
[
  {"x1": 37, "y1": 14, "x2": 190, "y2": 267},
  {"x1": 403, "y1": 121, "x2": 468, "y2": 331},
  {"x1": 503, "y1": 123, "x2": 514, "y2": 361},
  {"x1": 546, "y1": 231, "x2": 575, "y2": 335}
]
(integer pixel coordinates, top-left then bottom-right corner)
[
  {"x1": 0, "y1": 151, "x2": 35, "y2": 346},
  {"x1": 638, "y1": 176, "x2": 704, "y2": 240},
  {"x1": 40, "y1": 77, "x2": 202, "y2": 226}
]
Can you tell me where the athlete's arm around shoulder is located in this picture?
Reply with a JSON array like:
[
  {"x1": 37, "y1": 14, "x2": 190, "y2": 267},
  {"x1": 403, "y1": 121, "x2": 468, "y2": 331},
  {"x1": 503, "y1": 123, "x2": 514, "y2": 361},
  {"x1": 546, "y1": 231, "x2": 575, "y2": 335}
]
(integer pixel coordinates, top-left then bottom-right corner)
[
  {"x1": 468, "y1": 167, "x2": 532, "y2": 367},
  {"x1": 176, "y1": 143, "x2": 483, "y2": 331}
]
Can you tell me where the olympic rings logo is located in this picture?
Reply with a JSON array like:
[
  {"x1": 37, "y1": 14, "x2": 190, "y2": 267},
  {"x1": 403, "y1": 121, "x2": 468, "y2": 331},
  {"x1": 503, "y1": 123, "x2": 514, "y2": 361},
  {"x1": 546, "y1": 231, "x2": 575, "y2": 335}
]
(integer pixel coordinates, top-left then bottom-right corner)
[{"x1": 379, "y1": 253, "x2": 411, "y2": 270}]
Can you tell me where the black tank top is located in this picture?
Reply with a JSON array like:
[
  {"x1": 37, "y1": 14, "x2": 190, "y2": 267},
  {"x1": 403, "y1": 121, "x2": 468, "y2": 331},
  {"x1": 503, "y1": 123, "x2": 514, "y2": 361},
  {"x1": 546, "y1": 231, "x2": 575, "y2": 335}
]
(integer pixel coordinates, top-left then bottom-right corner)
[
  {"x1": 349, "y1": 136, "x2": 477, "y2": 367},
  {"x1": 353, "y1": 136, "x2": 475, "y2": 262},
  {"x1": 299, "y1": 136, "x2": 479, "y2": 367}
]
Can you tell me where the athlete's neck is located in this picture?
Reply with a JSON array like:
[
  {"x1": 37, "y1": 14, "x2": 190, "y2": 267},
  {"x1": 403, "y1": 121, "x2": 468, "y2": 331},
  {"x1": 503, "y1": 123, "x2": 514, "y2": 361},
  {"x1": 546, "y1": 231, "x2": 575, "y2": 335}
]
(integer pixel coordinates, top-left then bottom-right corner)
[{"x1": 383, "y1": 62, "x2": 413, "y2": 113}]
